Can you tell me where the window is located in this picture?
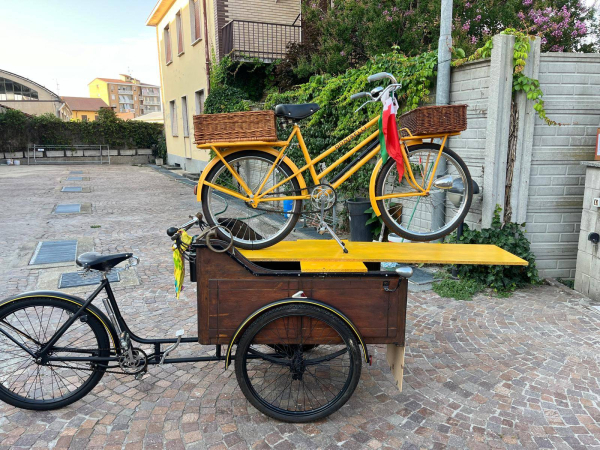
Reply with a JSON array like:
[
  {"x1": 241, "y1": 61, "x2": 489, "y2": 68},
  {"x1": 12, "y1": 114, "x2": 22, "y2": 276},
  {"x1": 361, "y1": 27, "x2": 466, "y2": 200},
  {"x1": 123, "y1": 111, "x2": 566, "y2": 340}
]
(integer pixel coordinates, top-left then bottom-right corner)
[
  {"x1": 189, "y1": 0, "x2": 201, "y2": 43},
  {"x1": 195, "y1": 89, "x2": 205, "y2": 115},
  {"x1": 111, "y1": 94, "x2": 115, "y2": 100},
  {"x1": 176, "y1": 11, "x2": 184, "y2": 55},
  {"x1": 181, "y1": 96, "x2": 189, "y2": 137},
  {"x1": 81, "y1": 115, "x2": 88, "y2": 122},
  {"x1": 164, "y1": 25, "x2": 172, "y2": 64},
  {"x1": 0, "y1": 77, "x2": 39, "y2": 101},
  {"x1": 170, "y1": 100, "x2": 178, "y2": 136},
  {"x1": 111, "y1": 86, "x2": 114, "y2": 91},
  {"x1": 94, "y1": 115, "x2": 99, "y2": 121}
]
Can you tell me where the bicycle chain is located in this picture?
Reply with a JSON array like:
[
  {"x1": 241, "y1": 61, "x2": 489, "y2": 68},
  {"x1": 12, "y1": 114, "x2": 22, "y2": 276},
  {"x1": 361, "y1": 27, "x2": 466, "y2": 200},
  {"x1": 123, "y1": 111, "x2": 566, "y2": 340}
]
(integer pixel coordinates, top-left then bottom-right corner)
[{"x1": 39, "y1": 347, "x2": 140, "y2": 375}]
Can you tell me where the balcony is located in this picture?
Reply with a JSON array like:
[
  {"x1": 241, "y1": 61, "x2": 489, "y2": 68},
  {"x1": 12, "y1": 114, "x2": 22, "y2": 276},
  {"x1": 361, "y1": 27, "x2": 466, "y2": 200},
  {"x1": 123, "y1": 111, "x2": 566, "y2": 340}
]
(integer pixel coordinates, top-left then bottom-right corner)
[{"x1": 221, "y1": 20, "x2": 301, "y2": 62}]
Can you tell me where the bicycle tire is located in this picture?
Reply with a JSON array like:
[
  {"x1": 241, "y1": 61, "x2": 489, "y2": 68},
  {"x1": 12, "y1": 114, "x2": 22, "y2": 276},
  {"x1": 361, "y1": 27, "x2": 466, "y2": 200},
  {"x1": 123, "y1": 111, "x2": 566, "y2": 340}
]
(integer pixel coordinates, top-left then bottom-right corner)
[
  {"x1": 235, "y1": 304, "x2": 362, "y2": 422},
  {"x1": 201, "y1": 150, "x2": 302, "y2": 250},
  {"x1": 0, "y1": 297, "x2": 109, "y2": 410},
  {"x1": 374, "y1": 144, "x2": 473, "y2": 242}
]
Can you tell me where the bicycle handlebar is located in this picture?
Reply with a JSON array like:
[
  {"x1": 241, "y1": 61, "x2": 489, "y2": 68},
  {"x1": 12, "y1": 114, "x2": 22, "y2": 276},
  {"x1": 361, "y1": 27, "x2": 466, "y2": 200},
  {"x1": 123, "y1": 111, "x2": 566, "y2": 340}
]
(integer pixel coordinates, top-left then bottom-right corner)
[
  {"x1": 350, "y1": 92, "x2": 370, "y2": 100},
  {"x1": 167, "y1": 212, "x2": 203, "y2": 239},
  {"x1": 367, "y1": 72, "x2": 397, "y2": 84}
]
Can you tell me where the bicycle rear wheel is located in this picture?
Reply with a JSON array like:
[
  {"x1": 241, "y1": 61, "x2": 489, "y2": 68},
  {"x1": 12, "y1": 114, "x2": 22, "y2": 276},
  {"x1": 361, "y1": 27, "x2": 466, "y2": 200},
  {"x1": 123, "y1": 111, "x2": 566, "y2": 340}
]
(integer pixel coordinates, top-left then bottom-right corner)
[
  {"x1": 375, "y1": 144, "x2": 473, "y2": 241},
  {"x1": 201, "y1": 150, "x2": 302, "y2": 249},
  {"x1": 0, "y1": 297, "x2": 109, "y2": 410},
  {"x1": 235, "y1": 304, "x2": 362, "y2": 422}
]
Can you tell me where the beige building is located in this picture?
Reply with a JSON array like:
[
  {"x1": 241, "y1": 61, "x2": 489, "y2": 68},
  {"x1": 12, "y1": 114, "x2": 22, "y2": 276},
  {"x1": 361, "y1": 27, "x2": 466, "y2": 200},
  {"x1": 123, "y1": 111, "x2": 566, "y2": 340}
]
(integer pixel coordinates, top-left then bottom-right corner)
[
  {"x1": 146, "y1": 0, "x2": 301, "y2": 172},
  {"x1": 0, "y1": 69, "x2": 71, "y2": 120},
  {"x1": 88, "y1": 74, "x2": 162, "y2": 118}
]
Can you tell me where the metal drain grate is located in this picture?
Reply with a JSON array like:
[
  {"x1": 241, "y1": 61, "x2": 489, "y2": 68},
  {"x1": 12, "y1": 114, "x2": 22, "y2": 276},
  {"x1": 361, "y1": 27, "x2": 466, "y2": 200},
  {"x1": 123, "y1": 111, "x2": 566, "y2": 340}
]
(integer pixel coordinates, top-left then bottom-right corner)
[
  {"x1": 62, "y1": 186, "x2": 82, "y2": 192},
  {"x1": 70, "y1": 171, "x2": 83, "y2": 174},
  {"x1": 59, "y1": 271, "x2": 119, "y2": 288},
  {"x1": 55, "y1": 204, "x2": 81, "y2": 214},
  {"x1": 30, "y1": 240, "x2": 78, "y2": 265},
  {"x1": 67, "y1": 176, "x2": 83, "y2": 181}
]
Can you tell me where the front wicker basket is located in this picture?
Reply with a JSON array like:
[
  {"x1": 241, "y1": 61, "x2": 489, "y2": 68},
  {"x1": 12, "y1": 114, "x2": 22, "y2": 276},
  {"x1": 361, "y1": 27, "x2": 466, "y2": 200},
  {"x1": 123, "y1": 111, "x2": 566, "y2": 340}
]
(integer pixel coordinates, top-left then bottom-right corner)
[
  {"x1": 193, "y1": 110, "x2": 277, "y2": 145},
  {"x1": 399, "y1": 104, "x2": 467, "y2": 136}
]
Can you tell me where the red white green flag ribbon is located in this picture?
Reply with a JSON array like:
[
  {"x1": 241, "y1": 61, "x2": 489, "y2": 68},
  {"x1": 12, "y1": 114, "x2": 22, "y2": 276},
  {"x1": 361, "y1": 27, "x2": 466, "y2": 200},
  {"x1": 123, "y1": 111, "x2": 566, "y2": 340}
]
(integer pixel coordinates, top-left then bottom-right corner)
[{"x1": 378, "y1": 93, "x2": 404, "y2": 181}]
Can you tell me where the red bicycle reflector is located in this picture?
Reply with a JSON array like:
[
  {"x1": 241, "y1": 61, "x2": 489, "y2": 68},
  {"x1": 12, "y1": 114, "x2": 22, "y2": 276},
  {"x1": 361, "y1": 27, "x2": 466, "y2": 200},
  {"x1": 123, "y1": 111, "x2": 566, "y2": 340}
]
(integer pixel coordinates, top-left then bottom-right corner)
[{"x1": 194, "y1": 185, "x2": 198, "y2": 195}]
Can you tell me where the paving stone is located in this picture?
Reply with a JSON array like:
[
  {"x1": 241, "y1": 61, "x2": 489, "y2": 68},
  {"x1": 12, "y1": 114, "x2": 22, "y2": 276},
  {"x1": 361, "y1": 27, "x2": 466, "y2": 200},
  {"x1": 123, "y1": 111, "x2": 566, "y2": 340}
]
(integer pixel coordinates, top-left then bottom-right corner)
[{"x1": 1, "y1": 165, "x2": 600, "y2": 449}]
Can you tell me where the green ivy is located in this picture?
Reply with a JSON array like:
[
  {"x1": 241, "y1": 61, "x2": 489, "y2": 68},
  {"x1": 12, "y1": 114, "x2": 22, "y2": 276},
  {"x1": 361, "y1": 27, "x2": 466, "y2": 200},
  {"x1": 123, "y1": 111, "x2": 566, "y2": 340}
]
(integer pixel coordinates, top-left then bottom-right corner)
[
  {"x1": 436, "y1": 205, "x2": 541, "y2": 298},
  {"x1": 453, "y1": 29, "x2": 557, "y2": 126},
  {"x1": 0, "y1": 108, "x2": 164, "y2": 152}
]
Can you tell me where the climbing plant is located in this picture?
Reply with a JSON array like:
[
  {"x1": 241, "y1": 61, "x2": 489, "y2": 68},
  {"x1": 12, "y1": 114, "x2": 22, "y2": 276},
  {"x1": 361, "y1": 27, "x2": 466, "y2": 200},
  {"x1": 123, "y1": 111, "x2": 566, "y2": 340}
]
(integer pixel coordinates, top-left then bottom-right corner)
[{"x1": 453, "y1": 28, "x2": 557, "y2": 126}]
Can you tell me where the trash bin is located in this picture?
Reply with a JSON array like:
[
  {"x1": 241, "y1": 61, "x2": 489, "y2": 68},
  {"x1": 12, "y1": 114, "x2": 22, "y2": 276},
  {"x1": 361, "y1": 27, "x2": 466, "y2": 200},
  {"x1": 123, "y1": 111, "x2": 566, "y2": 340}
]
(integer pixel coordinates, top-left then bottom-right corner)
[{"x1": 347, "y1": 197, "x2": 375, "y2": 242}]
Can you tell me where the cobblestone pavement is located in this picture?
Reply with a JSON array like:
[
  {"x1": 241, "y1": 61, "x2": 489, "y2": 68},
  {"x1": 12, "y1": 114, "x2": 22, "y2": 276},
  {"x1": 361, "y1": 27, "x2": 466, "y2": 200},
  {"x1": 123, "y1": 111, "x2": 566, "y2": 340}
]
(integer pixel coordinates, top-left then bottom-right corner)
[{"x1": 1, "y1": 164, "x2": 600, "y2": 450}]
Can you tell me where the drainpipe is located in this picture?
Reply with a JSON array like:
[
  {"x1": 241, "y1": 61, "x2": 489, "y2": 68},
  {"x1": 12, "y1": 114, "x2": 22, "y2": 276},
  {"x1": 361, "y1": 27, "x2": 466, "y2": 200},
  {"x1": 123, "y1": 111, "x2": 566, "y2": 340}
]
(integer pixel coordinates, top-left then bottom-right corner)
[
  {"x1": 431, "y1": 0, "x2": 453, "y2": 239},
  {"x1": 202, "y1": 0, "x2": 211, "y2": 94}
]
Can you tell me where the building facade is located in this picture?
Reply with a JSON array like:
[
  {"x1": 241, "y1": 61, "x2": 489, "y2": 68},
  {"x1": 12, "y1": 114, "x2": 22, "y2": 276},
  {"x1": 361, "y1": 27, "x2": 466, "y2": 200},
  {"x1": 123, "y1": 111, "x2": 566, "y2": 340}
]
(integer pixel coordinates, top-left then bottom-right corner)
[
  {"x1": 146, "y1": 0, "x2": 301, "y2": 173},
  {"x1": 0, "y1": 69, "x2": 71, "y2": 120},
  {"x1": 61, "y1": 96, "x2": 109, "y2": 121},
  {"x1": 88, "y1": 75, "x2": 162, "y2": 118}
]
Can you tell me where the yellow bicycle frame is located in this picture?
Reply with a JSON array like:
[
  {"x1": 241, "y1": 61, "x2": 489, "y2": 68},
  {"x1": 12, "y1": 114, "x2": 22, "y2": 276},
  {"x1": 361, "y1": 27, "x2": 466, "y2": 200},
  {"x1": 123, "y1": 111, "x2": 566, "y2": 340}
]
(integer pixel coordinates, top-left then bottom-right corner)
[{"x1": 196, "y1": 116, "x2": 458, "y2": 216}]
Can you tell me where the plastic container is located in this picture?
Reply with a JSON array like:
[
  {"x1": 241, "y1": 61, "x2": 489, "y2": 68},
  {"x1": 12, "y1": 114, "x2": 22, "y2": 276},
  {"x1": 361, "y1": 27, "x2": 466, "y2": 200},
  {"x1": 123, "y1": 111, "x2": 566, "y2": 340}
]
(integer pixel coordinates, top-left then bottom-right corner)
[{"x1": 347, "y1": 197, "x2": 375, "y2": 242}]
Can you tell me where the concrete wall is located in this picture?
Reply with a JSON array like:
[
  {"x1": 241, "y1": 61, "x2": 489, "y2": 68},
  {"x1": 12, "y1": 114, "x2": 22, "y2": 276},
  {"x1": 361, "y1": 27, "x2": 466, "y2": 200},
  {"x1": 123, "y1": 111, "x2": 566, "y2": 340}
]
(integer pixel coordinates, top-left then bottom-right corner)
[
  {"x1": 526, "y1": 53, "x2": 600, "y2": 278},
  {"x1": 448, "y1": 59, "x2": 490, "y2": 229},
  {"x1": 1, "y1": 148, "x2": 154, "y2": 165},
  {"x1": 447, "y1": 41, "x2": 600, "y2": 279}
]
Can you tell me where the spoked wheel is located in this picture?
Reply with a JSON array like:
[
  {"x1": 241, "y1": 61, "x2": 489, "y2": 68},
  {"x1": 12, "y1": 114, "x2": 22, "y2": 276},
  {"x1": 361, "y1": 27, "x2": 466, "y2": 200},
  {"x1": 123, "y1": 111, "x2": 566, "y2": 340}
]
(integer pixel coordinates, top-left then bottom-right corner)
[
  {"x1": 235, "y1": 305, "x2": 362, "y2": 422},
  {"x1": 375, "y1": 144, "x2": 473, "y2": 241},
  {"x1": 0, "y1": 297, "x2": 110, "y2": 410},
  {"x1": 201, "y1": 151, "x2": 303, "y2": 250}
]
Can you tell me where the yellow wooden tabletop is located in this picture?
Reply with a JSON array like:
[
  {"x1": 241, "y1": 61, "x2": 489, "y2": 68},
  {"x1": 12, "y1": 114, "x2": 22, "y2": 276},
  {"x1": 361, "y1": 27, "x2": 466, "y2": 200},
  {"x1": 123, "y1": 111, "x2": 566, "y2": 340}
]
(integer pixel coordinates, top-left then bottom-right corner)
[{"x1": 240, "y1": 240, "x2": 528, "y2": 266}]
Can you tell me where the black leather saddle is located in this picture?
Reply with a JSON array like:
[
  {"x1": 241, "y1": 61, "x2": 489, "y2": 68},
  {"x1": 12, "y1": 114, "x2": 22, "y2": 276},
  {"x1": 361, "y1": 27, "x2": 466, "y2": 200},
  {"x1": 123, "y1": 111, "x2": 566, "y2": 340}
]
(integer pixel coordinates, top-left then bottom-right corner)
[
  {"x1": 76, "y1": 252, "x2": 132, "y2": 271},
  {"x1": 274, "y1": 103, "x2": 320, "y2": 120}
]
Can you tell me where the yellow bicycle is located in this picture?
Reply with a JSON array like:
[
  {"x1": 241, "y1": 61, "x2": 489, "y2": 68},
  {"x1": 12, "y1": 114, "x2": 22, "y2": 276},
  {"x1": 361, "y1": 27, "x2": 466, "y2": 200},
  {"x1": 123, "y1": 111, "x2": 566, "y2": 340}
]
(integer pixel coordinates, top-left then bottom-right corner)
[{"x1": 196, "y1": 72, "x2": 473, "y2": 250}]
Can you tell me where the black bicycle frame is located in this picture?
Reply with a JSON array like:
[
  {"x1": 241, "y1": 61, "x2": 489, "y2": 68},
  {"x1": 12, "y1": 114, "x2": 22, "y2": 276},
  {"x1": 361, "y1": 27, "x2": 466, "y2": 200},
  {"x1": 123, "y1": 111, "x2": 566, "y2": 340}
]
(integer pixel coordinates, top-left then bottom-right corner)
[{"x1": 31, "y1": 278, "x2": 227, "y2": 366}]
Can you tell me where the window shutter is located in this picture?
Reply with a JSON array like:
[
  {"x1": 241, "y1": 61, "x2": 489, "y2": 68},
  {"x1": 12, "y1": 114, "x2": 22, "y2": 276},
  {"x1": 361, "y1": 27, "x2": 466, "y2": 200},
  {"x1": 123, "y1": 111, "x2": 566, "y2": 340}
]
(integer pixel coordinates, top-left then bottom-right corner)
[
  {"x1": 177, "y1": 12, "x2": 184, "y2": 54},
  {"x1": 194, "y1": 1, "x2": 201, "y2": 41},
  {"x1": 164, "y1": 26, "x2": 172, "y2": 63}
]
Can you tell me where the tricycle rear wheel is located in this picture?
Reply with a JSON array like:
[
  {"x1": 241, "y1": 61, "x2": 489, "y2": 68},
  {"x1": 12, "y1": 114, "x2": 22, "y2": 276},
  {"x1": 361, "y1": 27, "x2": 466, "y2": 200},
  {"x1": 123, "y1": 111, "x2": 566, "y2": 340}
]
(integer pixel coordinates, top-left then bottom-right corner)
[{"x1": 235, "y1": 304, "x2": 362, "y2": 422}]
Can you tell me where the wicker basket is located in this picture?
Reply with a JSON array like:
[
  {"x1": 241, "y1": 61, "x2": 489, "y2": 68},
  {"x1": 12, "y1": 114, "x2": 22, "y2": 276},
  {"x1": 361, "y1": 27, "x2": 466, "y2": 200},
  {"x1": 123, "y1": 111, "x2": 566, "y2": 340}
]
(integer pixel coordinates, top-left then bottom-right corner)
[
  {"x1": 399, "y1": 104, "x2": 467, "y2": 136},
  {"x1": 193, "y1": 110, "x2": 277, "y2": 144}
]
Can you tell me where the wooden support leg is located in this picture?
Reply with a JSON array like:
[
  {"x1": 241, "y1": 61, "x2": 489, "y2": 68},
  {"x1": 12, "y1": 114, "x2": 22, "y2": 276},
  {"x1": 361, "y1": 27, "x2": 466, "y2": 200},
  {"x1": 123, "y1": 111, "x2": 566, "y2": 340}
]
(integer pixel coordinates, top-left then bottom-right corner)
[{"x1": 386, "y1": 344, "x2": 405, "y2": 392}]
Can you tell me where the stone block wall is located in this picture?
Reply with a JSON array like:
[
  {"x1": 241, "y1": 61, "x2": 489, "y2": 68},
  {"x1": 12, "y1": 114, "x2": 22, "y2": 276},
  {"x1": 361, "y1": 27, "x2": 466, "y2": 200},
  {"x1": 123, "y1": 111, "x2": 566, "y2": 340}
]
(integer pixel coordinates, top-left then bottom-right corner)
[
  {"x1": 0, "y1": 148, "x2": 155, "y2": 165},
  {"x1": 526, "y1": 53, "x2": 600, "y2": 278},
  {"x1": 448, "y1": 59, "x2": 490, "y2": 229}
]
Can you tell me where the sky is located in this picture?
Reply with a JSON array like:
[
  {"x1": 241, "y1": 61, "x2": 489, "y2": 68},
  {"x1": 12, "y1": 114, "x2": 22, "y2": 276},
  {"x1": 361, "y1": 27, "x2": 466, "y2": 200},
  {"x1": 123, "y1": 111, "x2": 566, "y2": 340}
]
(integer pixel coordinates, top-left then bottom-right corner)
[{"x1": 0, "y1": 0, "x2": 160, "y2": 97}]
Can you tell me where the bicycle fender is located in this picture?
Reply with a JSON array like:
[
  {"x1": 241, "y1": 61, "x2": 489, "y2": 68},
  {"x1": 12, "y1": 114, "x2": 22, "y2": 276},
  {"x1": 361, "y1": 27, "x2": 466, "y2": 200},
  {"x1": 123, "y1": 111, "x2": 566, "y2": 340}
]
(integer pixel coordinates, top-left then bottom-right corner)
[
  {"x1": 196, "y1": 147, "x2": 307, "y2": 202},
  {"x1": 223, "y1": 298, "x2": 369, "y2": 369},
  {"x1": 0, "y1": 290, "x2": 120, "y2": 350},
  {"x1": 369, "y1": 158, "x2": 384, "y2": 216}
]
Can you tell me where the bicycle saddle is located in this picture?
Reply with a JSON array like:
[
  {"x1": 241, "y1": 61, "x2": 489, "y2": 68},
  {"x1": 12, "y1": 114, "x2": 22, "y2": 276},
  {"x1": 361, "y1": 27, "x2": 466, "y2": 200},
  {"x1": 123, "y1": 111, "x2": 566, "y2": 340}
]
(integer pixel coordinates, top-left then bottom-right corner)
[
  {"x1": 274, "y1": 103, "x2": 320, "y2": 120},
  {"x1": 76, "y1": 252, "x2": 133, "y2": 271}
]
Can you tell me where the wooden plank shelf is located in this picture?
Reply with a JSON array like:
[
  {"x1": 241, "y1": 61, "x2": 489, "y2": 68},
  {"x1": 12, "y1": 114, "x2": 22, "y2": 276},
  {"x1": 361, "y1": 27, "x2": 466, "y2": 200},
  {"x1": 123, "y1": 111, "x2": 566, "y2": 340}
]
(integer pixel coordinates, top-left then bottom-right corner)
[{"x1": 240, "y1": 240, "x2": 528, "y2": 267}]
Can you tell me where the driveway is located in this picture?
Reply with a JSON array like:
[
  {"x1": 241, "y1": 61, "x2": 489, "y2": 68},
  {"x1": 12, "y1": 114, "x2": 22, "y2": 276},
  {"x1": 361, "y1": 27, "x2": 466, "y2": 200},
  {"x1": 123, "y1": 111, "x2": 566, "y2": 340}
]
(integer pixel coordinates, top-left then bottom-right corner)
[{"x1": 0, "y1": 164, "x2": 599, "y2": 449}]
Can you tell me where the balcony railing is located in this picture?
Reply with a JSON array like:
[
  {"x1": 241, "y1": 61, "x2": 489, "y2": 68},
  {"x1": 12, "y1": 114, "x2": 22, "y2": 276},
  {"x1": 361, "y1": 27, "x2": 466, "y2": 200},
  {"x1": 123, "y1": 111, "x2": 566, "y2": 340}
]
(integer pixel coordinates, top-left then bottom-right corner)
[{"x1": 221, "y1": 20, "x2": 301, "y2": 61}]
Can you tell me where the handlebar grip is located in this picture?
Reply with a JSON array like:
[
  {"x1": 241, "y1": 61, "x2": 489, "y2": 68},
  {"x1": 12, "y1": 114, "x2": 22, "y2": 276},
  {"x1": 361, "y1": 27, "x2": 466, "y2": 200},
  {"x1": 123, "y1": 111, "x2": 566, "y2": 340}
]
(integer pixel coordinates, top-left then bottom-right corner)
[
  {"x1": 350, "y1": 92, "x2": 368, "y2": 100},
  {"x1": 167, "y1": 227, "x2": 178, "y2": 237},
  {"x1": 367, "y1": 72, "x2": 392, "y2": 83}
]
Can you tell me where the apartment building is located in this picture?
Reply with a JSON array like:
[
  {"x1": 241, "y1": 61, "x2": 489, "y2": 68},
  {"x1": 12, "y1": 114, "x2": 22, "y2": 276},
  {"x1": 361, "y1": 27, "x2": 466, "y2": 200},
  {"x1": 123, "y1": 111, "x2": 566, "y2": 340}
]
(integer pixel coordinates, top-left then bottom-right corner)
[
  {"x1": 88, "y1": 74, "x2": 162, "y2": 118},
  {"x1": 146, "y1": 0, "x2": 301, "y2": 172}
]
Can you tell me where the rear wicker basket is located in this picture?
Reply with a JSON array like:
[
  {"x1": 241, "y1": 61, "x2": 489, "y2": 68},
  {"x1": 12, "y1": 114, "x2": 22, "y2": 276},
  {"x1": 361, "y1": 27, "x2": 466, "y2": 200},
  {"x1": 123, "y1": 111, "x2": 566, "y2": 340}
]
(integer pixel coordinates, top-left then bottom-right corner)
[
  {"x1": 399, "y1": 104, "x2": 467, "y2": 136},
  {"x1": 193, "y1": 110, "x2": 277, "y2": 145}
]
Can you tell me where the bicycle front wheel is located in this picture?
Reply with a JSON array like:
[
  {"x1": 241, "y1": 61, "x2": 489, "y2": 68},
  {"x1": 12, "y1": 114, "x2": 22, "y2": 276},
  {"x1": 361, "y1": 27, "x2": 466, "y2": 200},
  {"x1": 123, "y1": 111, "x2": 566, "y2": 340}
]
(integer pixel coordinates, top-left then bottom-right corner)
[
  {"x1": 201, "y1": 150, "x2": 302, "y2": 249},
  {"x1": 0, "y1": 297, "x2": 109, "y2": 410},
  {"x1": 374, "y1": 144, "x2": 473, "y2": 241}
]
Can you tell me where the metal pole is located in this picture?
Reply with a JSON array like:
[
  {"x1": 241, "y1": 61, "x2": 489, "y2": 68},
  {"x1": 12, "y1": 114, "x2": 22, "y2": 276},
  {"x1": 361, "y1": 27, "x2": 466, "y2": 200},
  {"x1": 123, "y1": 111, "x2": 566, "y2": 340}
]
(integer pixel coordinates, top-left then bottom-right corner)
[{"x1": 431, "y1": 0, "x2": 453, "y2": 240}]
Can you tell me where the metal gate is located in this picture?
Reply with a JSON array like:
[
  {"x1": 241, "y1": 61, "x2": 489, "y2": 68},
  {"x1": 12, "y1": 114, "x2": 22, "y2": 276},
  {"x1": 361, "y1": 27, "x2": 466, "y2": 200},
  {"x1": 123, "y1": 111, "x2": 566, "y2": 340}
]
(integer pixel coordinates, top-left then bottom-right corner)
[{"x1": 27, "y1": 144, "x2": 110, "y2": 165}]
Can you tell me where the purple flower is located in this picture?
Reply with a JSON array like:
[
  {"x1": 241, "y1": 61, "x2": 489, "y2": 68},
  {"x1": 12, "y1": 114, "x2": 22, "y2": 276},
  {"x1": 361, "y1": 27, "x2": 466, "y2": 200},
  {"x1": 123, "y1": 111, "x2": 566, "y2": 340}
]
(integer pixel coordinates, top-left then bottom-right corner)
[
  {"x1": 386, "y1": 15, "x2": 393, "y2": 21},
  {"x1": 517, "y1": 11, "x2": 525, "y2": 20},
  {"x1": 340, "y1": 51, "x2": 346, "y2": 56},
  {"x1": 462, "y1": 20, "x2": 471, "y2": 31},
  {"x1": 465, "y1": 2, "x2": 472, "y2": 8},
  {"x1": 475, "y1": 15, "x2": 481, "y2": 21},
  {"x1": 522, "y1": 0, "x2": 532, "y2": 5},
  {"x1": 470, "y1": 36, "x2": 478, "y2": 44},
  {"x1": 383, "y1": 10, "x2": 388, "y2": 15},
  {"x1": 550, "y1": 44, "x2": 564, "y2": 52}
]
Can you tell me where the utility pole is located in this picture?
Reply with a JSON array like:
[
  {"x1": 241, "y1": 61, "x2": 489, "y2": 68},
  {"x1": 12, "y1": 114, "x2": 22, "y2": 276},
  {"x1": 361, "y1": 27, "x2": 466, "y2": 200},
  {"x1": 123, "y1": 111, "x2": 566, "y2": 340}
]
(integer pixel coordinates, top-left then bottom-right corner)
[{"x1": 431, "y1": 0, "x2": 453, "y2": 239}]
